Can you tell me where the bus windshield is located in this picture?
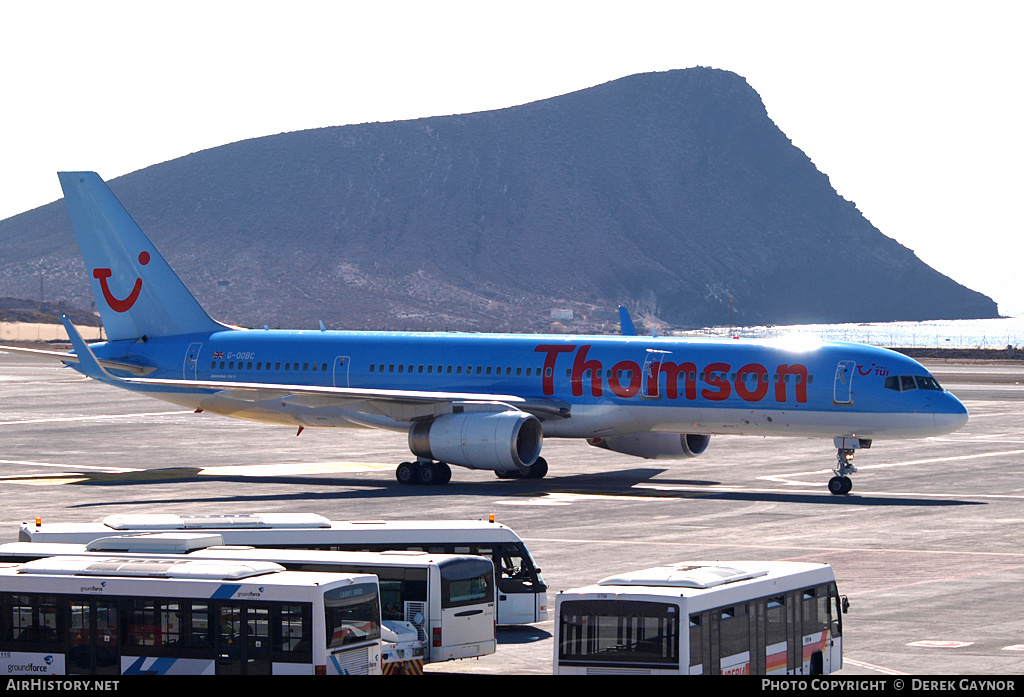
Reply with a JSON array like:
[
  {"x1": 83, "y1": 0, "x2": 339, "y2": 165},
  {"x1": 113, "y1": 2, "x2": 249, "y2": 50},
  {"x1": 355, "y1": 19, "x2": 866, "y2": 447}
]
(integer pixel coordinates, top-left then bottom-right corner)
[
  {"x1": 324, "y1": 583, "x2": 381, "y2": 649},
  {"x1": 559, "y1": 600, "x2": 680, "y2": 667},
  {"x1": 439, "y1": 557, "x2": 494, "y2": 608}
]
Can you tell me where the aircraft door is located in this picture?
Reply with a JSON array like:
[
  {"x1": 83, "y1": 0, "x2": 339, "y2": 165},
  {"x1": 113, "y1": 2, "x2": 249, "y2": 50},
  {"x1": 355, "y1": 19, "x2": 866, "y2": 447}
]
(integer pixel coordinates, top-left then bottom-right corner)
[
  {"x1": 184, "y1": 342, "x2": 203, "y2": 379},
  {"x1": 641, "y1": 349, "x2": 670, "y2": 399},
  {"x1": 333, "y1": 356, "x2": 350, "y2": 388},
  {"x1": 833, "y1": 361, "x2": 855, "y2": 405}
]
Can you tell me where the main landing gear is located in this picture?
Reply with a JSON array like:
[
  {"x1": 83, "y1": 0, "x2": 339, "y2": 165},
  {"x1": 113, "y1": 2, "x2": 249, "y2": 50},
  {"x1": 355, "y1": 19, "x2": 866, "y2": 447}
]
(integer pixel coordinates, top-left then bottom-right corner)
[
  {"x1": 394, "y1": 457, "x2": 550, "y2": 485},
  {"x1": 396, "y1": 459, "x2": 452, "y2": 486},
  {"x1": 828, "y1": 437, "x2": 866, "y2": 495}
]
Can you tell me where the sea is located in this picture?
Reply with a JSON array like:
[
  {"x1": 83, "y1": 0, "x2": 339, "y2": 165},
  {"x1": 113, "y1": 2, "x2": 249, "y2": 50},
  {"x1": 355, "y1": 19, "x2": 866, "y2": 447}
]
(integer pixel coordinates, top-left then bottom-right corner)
[{"x1": 683, "y1": 316, "x2": 1024, "y2": 350}]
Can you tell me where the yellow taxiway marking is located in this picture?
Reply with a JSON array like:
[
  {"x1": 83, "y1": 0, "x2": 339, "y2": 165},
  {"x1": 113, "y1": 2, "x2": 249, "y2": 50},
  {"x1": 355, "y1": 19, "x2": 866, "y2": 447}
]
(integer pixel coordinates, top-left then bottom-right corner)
[{"x1": 0, "y1": 459, "x2": 140, "y2": 473}]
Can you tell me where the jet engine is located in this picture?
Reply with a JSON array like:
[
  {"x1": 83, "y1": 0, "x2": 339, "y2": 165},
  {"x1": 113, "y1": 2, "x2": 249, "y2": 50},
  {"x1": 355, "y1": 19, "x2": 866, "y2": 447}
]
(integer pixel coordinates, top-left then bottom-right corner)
[
  {"x1": 409, "y1": 410, "x2": 543, "y2": 472},
  {"x1": 587, "y1": 433, "x2": 711, "y2": 460}
]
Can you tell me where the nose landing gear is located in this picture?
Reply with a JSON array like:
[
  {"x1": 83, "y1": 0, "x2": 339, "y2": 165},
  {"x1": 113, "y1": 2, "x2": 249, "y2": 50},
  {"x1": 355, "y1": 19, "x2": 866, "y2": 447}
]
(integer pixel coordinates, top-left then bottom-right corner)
[{"x1": 828, "y1": 438, "x2": 868, "y2": 495}]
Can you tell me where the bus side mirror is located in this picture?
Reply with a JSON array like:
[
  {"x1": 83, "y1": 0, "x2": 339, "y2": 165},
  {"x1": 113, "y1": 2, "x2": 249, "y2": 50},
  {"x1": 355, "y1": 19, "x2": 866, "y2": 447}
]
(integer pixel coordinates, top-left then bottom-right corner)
[{"x1": 841, "y1": 596, "x2": 850, "y2": 614}]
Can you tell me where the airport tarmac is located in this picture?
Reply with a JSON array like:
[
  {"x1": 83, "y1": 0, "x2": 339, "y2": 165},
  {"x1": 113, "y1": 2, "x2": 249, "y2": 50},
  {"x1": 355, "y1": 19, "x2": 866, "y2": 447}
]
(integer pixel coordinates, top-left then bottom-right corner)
[{"x1": 0, "y1": 351, "x2": 1022, "y2": 676}]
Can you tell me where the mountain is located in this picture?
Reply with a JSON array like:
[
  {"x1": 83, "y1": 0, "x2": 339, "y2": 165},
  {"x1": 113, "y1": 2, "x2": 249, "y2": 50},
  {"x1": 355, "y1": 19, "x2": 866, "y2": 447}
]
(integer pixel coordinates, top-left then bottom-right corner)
[{"x1": 0, "y1": 68, "x2": 998, "y2": 333}]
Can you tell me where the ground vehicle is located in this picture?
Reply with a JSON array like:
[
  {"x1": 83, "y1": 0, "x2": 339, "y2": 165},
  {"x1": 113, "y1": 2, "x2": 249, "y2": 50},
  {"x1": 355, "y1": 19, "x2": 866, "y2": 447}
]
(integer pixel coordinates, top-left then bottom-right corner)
[
  {"x1": 0, "y1": 556, "x2": 382, "y2": 675},
  {"x1": 0, "y1": 537, "x2": 496, "y2": 673},
  {"x1": 18, "y1": 513, "x2": 546, "y2": 625},
  {"x1": 553, "y1": 560, "x2": 847, "y2": 675}
]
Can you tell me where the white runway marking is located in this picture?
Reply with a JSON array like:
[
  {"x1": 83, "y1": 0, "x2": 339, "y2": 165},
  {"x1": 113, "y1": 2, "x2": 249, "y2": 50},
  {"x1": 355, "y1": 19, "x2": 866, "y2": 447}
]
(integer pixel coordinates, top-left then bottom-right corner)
[
  {"x1": 841, "y1": 657, "x2": 909, "y2": 675},
  {"x1": 0, "y1": 410, "x2": 191, "y2": 426}
]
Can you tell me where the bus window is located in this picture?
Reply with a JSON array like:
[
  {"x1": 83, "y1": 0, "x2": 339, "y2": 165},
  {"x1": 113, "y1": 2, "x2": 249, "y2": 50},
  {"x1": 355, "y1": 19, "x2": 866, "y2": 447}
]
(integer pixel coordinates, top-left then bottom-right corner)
[
  {"x1": 766, "y1": 595, "x2": 786, "y2": 647},
  {"x1": 5, "y1": 594, "x2": 60, "y2": 644},
  {"x1": 689, "y1": 614, "x2": 703, "y2": 674},
  {"x1": 802, "y1": 587, "x2": 829, "y2": 637},
  {"x1": 276, "y1": 604, "x2": 311, "y2": 657},
  {"x1": 719, "y1": 604, "x2": 749, "y2": 674}
]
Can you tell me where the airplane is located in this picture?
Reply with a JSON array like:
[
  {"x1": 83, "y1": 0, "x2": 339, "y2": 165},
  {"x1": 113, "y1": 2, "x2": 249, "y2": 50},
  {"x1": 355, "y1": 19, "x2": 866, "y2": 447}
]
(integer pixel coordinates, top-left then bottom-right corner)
[{"x1": 2, "y1": 172, "x2": 969, "y2": 495}]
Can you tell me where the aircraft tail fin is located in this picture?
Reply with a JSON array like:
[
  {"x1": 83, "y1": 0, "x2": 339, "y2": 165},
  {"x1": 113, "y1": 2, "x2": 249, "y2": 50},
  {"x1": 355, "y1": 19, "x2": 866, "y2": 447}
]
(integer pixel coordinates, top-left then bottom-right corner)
[
  {"x1": 57, "y1": 172, "x2": 226, "y2": 341},
  {"x1": 618, "y1": 306, "x2": 637, "y2": 336}
]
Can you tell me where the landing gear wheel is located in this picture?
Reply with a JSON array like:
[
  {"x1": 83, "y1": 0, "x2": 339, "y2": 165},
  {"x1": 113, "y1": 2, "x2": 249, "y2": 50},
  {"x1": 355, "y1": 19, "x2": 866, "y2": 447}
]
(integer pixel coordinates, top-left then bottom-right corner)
[
  {"x1": 525, "y1": 457, "x2": 548, "y2": 479},
  {"x1": 433, "y1": 461, "x2": 452, "y2": 485},
  {"x1": 417, "y1": 462, "x2": 437, "y2": 485},
  {"x1": 828, "y1": 476, "x2": 847, "y2": 495},
  {"x1": 396, "y1": 462, "x2": 418, "y2": 485}
]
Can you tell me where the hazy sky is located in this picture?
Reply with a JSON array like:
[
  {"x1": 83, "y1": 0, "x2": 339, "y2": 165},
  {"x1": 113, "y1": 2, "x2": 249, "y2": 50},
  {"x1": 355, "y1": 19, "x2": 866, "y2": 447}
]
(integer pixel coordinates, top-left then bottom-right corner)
[{"x1": 2, "y1": 1, "x2": 1021, "y2": 315}]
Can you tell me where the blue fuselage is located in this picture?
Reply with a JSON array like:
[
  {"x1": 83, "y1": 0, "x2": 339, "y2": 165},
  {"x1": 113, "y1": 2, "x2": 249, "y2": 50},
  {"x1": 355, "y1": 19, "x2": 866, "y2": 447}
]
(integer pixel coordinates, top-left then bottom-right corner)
[{"x1": 86, "y1": 329, "x2": 969, "y2": 441}]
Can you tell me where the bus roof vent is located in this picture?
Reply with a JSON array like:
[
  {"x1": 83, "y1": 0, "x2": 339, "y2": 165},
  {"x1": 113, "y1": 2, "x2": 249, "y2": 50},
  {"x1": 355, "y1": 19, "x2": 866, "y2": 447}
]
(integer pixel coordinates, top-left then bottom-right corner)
[
  {"x1": 597, "y1": 562, "x2": 769, "y2": 589},
  {"x1": 16, "y1": 556, "x2": 286, "y2": 580},
  {"x1": 85, "y1": 533, "x2": 225, "y2": 553},
  {"x1": 101, "y1": 513, "x2": 332, "y2": 530}
]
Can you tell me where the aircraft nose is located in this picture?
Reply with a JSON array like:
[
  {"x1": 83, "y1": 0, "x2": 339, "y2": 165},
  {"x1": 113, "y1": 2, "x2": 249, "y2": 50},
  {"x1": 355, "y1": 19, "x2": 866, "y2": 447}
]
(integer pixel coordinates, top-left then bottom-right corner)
[{"x1": 934, "y1": 391, "x2": 969, "y2": 434}]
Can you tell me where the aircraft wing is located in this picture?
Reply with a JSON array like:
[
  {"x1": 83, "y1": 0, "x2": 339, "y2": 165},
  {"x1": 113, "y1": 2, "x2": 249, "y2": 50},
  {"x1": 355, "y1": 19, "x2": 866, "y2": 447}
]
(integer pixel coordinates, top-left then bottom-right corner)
[{"x1": 57, "y1": 318, "x2": 569, "y2": 424}]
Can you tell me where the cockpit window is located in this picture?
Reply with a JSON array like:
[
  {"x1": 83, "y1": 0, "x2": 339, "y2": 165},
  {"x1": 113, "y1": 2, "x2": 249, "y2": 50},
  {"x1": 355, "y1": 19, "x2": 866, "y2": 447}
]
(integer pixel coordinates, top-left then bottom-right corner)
[{"x1": 885, "y1": 375, "x2": 943, "y2": 392}]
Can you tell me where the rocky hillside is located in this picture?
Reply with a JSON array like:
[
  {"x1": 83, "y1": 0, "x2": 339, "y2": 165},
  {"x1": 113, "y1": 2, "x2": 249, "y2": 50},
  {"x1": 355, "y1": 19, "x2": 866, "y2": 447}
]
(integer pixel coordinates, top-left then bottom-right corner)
[{"x1": 0, "y1": 68, "x2": 997, "y2": 333}]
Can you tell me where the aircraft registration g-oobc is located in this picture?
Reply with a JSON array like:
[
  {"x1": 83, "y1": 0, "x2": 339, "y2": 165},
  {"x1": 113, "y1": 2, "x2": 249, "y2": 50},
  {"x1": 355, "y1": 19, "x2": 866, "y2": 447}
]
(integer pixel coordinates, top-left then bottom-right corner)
[{"x1": 4, "y1": 172, "x2": 969, "y2": 495}]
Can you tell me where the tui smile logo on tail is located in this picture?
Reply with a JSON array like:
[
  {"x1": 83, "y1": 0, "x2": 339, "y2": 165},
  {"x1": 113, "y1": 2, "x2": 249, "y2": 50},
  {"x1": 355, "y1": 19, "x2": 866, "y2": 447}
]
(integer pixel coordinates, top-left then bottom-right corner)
[{"x1": 93, "y1": 251, "x2": 150, "y2": 312}]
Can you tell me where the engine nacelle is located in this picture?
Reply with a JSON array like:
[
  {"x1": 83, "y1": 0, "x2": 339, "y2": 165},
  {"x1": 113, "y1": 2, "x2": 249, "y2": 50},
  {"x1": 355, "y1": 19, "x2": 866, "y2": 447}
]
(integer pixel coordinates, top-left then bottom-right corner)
[
  {"x1": 409, "y1": 411, "x2": 543, "y2": 472},
  {"x1": 587, "y1": 433, "x2": 711, "y2": 460}
]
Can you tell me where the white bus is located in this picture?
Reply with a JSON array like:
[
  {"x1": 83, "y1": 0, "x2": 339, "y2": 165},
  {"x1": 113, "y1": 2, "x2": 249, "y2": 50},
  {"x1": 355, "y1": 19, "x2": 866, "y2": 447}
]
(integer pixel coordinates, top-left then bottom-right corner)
[
  {"x1": 0, "y1": 537, "x2": 496, "y2": 673},
  {"x1": 0, "y1": 556, "x2": 382, "y2": 676},
  {"x1": 18, "y1": 513, "x2": 547, "y2": 625},
  {"x1": 553, "y1": 561, "x2": 847, "y2": 676}
]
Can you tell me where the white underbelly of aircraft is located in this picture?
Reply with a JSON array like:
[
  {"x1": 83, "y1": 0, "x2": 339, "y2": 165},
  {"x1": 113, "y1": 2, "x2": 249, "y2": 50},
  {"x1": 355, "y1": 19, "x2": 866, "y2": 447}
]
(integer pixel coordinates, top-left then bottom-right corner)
[{"x1": 142, "y1": 390, "x2": 940, "y2": 440}]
